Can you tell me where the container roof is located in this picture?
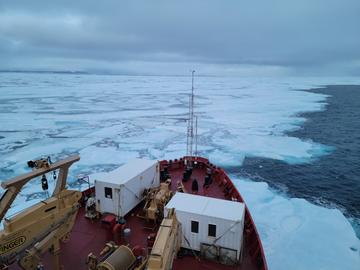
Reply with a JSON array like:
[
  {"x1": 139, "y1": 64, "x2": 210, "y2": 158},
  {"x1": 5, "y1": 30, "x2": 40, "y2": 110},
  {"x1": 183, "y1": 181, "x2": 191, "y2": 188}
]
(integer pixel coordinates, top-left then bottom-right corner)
[
  {"x1": 95, "y1": 159, "x2": 157, "y2": 185},
  {"x1": 166, "y1": 192, "x2": 245, "y2": 221}
]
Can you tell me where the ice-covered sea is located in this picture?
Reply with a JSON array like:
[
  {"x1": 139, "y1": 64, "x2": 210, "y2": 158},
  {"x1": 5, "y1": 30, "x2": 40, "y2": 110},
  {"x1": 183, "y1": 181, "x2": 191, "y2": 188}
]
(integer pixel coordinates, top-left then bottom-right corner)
[{"x1": 0, "y1": 73, "x2": 359, "y2": 269}]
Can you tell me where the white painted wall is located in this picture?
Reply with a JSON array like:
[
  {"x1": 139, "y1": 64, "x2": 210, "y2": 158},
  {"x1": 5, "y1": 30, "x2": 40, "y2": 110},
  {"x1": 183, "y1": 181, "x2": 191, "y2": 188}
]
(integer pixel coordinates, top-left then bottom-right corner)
[
  {"x1": 95, "y1": 159, "x2": 159, "y2": 216},
  {"x1": 165, "y1": 193, "x2": 245, "y2": 260}
]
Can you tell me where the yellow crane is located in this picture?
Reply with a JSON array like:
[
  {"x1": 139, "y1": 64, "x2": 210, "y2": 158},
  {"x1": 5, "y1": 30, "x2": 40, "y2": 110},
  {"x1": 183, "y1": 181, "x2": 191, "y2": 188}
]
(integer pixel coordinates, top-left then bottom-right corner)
[
  {"x1": 147, "y1": 208, "x2": 181, "y2": 270},
  {"x1": 0, "y1": 156, "x2": 81, "y2": 270}
]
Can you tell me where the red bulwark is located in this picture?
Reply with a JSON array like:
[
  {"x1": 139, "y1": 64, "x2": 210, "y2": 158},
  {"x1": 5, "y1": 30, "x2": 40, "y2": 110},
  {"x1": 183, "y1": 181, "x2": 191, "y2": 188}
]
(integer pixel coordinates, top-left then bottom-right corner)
[{"x1": 8, "y1": 157, "x2": 267, "y2": 270}]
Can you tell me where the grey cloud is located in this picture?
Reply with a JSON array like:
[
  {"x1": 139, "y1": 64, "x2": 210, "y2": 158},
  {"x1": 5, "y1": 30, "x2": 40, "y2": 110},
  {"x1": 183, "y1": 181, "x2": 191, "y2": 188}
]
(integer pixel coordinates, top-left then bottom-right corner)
[{"x1": 0, "y1": 0, "x2": 359, "y2": 76}]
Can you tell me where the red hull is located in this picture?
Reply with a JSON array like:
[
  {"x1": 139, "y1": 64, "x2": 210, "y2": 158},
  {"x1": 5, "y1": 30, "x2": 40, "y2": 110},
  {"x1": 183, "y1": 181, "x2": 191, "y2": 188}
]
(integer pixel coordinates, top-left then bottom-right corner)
[{"x1": 9, "y1": 157, "x2": 267, "y2": 270}]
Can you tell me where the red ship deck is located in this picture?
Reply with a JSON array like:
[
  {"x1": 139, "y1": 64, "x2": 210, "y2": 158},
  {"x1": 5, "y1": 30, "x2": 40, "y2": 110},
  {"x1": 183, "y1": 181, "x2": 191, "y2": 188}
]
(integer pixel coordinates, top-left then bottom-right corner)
[{"x1": 8, "y1": 157, "x2": 267, "y2": 270}]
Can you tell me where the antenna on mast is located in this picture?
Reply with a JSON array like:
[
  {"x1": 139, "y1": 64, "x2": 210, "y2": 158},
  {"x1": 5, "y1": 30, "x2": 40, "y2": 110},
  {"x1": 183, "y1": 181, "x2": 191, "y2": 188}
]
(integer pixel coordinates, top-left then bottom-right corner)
[
  {"x1": 186, "y1": 70, "x2": 195, "y2": 159},
  {"x1": 195, "y1": 115, "x2": 198, "y2": 157}
]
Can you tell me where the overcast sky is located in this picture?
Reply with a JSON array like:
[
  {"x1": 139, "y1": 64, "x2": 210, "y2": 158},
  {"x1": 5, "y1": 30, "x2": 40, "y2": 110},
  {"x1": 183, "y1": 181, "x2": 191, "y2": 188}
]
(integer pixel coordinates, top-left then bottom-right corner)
[{"x1": 0, "y1": 1, "x2": 359, "y2": 76}]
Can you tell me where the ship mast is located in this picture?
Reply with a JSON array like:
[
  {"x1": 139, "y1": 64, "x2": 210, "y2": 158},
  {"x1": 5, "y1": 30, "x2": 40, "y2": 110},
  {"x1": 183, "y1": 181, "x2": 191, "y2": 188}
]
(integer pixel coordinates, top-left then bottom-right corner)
[
  {"x1": 195, "y1": 115, "x2": 198, "y2": 156},
  {"x1": 186, "y1": 70, "x2": 196, "y2": 159}
]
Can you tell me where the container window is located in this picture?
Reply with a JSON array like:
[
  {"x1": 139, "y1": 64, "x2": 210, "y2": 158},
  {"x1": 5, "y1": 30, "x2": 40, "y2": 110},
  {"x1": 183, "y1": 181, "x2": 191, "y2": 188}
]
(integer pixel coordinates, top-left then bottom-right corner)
[
  {"x1": 208, "y1": 224, "x2": 216, "y2": 237},
  {"x1": 104, "y1": 187, "x2": 112, "y2": 199},
  {"x1": 191, "y1": 220, "x2": 199, "y2": 233}
]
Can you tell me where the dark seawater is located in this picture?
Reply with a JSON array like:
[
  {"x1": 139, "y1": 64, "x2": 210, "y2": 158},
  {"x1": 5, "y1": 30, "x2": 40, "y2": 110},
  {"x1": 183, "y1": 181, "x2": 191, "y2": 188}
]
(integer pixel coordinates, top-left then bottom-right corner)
[{"x1": 236, "y1": 85, "x2": 360, "y2": 237}]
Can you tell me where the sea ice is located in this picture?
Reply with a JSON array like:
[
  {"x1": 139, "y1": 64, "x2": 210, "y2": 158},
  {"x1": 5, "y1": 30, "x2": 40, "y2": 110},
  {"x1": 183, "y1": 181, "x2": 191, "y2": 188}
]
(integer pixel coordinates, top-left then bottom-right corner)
[{"x1": 234, "y1": 177, "x2": 360, "y2": 270}]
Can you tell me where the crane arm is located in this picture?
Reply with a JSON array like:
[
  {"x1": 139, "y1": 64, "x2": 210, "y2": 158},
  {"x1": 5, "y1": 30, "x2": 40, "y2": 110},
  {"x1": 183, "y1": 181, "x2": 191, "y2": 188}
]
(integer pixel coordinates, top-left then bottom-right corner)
[
  {"x1": 18, "y1": 191, "x2": 80, "y2": 270},
  {"x1": 0, "y1": 155, "x2": 81, "y2": 270},
  {"x1": 0, "y1": 155, "x2": 80, "y2": 223}
]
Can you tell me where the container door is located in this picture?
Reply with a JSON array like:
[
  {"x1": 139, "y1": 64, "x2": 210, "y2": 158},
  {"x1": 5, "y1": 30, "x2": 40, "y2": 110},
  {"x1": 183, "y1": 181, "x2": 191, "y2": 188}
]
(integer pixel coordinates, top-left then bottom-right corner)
[
  {"x1": 189, "y1": 219, "x2": 200, "y2": 250},
  {"x1": 103, "y1": 185, "x2": 114, "y2": 214}
]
